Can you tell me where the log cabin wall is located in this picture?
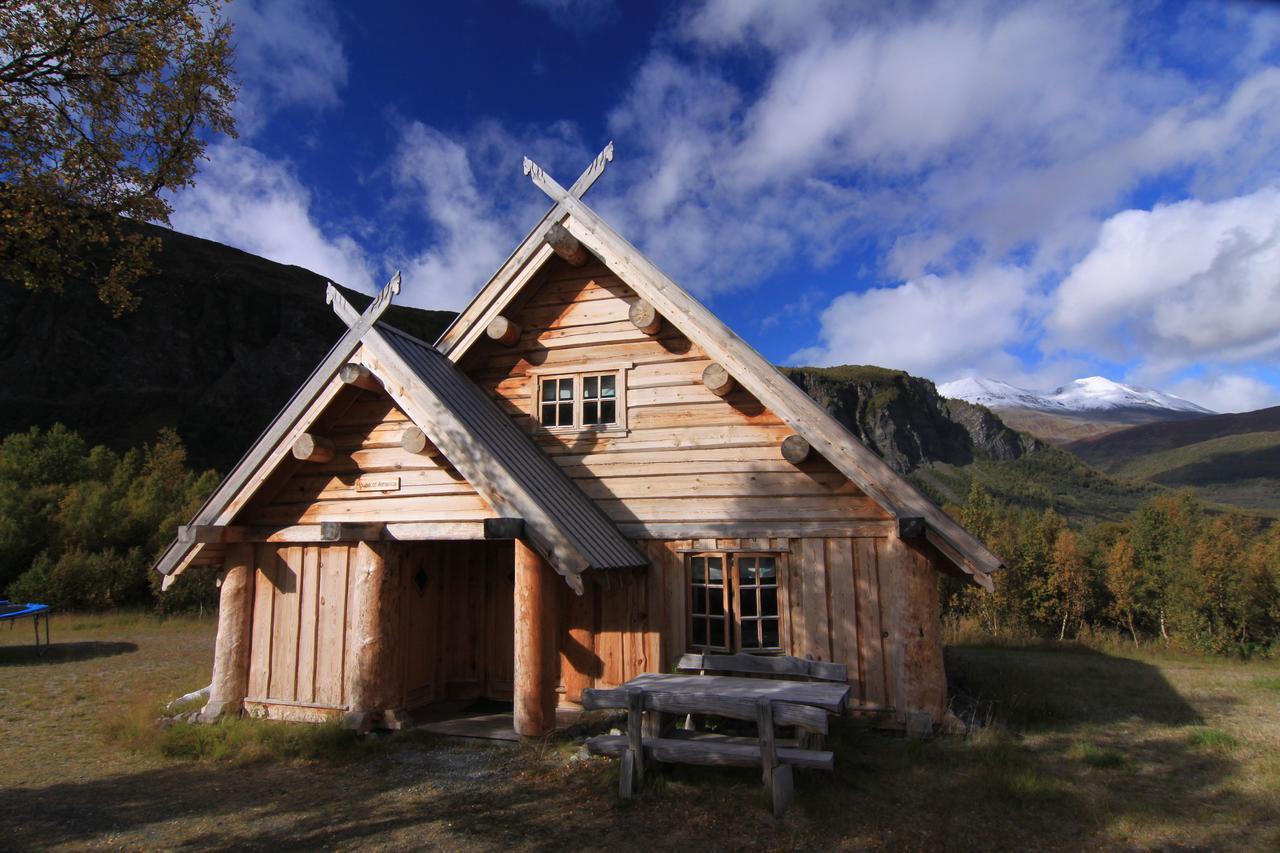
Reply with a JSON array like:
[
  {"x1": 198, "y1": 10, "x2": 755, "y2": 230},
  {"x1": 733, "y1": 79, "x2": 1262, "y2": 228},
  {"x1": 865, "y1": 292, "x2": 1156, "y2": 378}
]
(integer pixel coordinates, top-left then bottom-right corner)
[
  {"x1": 557, "y1": 537, "x2": 947, "y2": 724},
  {"x1": 239, "y1": 385, "x2": 494, "y2": 527},
  {"x1": 461, "y1": 258, "x2": 891, "y2": 537},
  {"x1": 243, "y1": 540, "x2": 514, "y2": 722}
]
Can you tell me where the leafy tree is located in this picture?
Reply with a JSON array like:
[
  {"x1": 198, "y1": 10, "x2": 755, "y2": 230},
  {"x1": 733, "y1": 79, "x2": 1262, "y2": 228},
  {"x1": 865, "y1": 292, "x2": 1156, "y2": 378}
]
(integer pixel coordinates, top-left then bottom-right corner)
[
  {"x1": 1105, "y1": 534, "x2": 1143, "y2": 644},
  {"x1": 1044, "y1": 528, "x2": 1091, "y2": 640},
  {"x1": 0, "y1": 0, "x2": 236, "y2": 313}
]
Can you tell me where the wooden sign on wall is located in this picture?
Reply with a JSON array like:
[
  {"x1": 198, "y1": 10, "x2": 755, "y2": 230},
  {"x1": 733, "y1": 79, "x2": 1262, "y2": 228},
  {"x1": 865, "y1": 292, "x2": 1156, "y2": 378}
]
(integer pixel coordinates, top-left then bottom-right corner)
[{"x1": 355, "y1": 475, "x2": 401, "y2": 493}]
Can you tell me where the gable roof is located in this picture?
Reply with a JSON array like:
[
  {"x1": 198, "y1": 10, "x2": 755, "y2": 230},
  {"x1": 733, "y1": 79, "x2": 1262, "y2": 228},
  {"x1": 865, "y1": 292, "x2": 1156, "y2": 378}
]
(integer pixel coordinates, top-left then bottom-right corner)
[
  {"x1": 153, "y1": 285, "x2": 647, "y2": 592},
  {"x1": 439, "y1": 152, "x2": 1002, "y2": 589}
]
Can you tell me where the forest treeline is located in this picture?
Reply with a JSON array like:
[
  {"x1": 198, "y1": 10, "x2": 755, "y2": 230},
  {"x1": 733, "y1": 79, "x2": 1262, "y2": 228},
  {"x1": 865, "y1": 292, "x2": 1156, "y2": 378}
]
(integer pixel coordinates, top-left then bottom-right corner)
[
  {"x1": 0, "y1": 424, "x2": 219, "y2": 612},
  {"x1": 942, "y1": 482, "x2": 1280, "y2": 657}
]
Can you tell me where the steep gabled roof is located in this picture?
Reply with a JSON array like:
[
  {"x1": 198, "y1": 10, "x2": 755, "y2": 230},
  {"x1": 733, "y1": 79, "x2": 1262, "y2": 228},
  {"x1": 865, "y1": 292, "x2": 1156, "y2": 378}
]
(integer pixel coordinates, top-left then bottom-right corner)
[
  {"x1": 438, "y1": 151, "x2": 1002, "y2": 589},
  {"x1": 154, "y1": 280, "x2": 646, "y2": 592}
]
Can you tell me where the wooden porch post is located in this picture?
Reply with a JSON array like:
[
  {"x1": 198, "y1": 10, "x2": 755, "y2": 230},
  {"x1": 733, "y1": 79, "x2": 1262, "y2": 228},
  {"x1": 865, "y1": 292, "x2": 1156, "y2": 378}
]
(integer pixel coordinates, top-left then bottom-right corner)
[
  {"x1": 200, "y1": 543, "x2": 255, "y2": 721},
  {"x1": 345, "y1": 541, "x2": 399, "y2": 730},
  {"x1": 513, "y1": 540, "x2": 559, "y2": 736}
]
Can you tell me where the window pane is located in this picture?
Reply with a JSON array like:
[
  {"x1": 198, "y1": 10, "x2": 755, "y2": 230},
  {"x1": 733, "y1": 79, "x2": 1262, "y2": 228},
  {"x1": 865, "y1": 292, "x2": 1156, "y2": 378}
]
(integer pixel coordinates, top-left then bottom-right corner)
[
  {"x1": 584, "y1": 375, "x2": 598, "y2": 398},
  {"x1": 740, "y1": 589, "x2": 757, "y2": 617},
  {"x1": 758, "y1": 557, "x2": 776, "y2": 581},
  {"x1": 691, "y1": 557, "x2": 704, "y2": 583},
  {"x1": 559, "y1": 402, "x2": 572, "y2": 423},
  {"x1": 600, "y1": 375, "x2": 616, "y2": 398},
  {"x1": 741, "y1": 627, "x2": 759, "y2": 649},
  {"x1": 599, "y1": 400, "x2": 616, "y2": 424},
  {"x1": 583, "y1": 402, "x2": 599, "y2": 425},
  {"x1": 558, "y1": 379, "x2": 573, "y2": 400},
  {"x1": 541, "y1": 403, "x2": 556, "y2": 424},
  {"x1": 762, "y1": 620, "x2": 779, "y2": 648},
  {"x1": 760, "y1": 587, "x2": 778, "y2": 617},
  {"x1": 740, "y1": 558, "x2": 756, "y2": 584},
  {"x1": 709, "y1": 618, "x2": 725, "y2": 648},
  {"x1": 709, "y1": 593, "x2": 724, "y2": 616},
  {"x1": 692, "y1": 616, "x2": 706, "y2": 646},
  {"x1": 541, "y1": 382, "x2": 556, "y2": 402},
  {"x1": 708, "y1": 557, "x2": 723, "y2": 582},
  {"x1": 692, "y1": 586, "x2": 706, "y2": 614}
]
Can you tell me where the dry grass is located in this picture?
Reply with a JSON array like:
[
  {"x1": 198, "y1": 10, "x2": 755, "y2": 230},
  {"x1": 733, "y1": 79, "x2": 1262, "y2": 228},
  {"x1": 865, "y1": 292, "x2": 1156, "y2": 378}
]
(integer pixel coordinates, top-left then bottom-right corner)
[{"x1": 1, "y1": 614, "x2": 1278, "y2": 851}]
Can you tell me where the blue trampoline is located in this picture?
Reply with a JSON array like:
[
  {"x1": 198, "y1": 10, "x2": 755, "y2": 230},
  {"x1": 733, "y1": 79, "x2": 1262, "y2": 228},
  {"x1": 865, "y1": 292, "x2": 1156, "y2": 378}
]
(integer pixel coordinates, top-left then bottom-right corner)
[{"x1": 0, "y1": 600, "x2": 50, "y2": 648}]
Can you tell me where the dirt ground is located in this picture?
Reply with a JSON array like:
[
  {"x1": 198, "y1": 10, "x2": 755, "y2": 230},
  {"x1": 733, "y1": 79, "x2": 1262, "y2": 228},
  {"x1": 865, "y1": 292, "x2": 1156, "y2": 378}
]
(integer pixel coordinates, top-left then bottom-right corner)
[{"x1": 1, "y1": 613, "x2": 1278, "y2": 851}]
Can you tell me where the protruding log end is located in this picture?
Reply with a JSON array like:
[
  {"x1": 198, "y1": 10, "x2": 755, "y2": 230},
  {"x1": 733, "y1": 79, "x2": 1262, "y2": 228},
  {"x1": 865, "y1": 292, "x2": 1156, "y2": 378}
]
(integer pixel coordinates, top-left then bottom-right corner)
[
  {"x1": 292, "y1": 433, "x2": 334, "y2": 463},
  {"x1": 897, "y1": 517, "x2": 926, "y2": 540},
  {"x1": 629, "y1": 300, "x2": 661, "y2": 335},
  {"x1": 339, "y1": 363, "x2": 382, "y2": 392},
  {"x1": 486, "y1": 315, "x2": 522, "y2": 346},
  {"x1": 701, "y1": 362, "x2": 736, "y2": 397},
  {"x1": 780, "y1": 434, "x2": 811, "y2": 465},
  {"x1": 545, "y1": 222, "x2": 588, "y2": 267},
  {"x1": 400, "y1": 426, "x2": 441, "y2": 457}
]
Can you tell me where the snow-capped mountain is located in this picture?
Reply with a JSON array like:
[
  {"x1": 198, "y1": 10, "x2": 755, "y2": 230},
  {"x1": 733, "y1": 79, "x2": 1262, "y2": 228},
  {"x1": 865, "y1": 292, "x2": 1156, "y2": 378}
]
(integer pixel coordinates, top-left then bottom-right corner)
[{"x1": 939, "y1": 375, "x2": 1215, "y2": 417}]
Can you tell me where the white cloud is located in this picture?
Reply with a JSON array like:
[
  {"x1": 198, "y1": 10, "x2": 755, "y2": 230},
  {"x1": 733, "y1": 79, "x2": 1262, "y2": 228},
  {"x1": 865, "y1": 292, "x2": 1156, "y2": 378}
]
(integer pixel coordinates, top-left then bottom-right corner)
[
  {"x1": 790, "y1": 266, "x2": 1033, "y2": 378},
  {"x1": 1169, "y1": 374, "x2": 1280, "y2": 414},
  {"x1": 229, "y1": 0, "x2": 349, "y2": 135},
  {"x1": 1048, "y1": 187, "x2": 1280, "y2": 369},
  {"x1": 169, "y1": 142, "x2": 374, "y2": 291}
]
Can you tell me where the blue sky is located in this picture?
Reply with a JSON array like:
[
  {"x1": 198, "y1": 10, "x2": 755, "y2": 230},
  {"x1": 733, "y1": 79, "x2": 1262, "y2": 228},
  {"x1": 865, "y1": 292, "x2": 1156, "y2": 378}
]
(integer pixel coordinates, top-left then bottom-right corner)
[{"x1": 167, "y1": 0, "x2": 1280, "y2": 413}]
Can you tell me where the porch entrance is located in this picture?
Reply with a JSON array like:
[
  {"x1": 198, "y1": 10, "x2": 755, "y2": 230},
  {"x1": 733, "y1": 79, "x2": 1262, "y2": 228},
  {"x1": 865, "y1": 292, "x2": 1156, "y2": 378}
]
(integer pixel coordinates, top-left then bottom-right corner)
[{"x1": 398, "y1": 540, "x2": 515, "y2": 711}]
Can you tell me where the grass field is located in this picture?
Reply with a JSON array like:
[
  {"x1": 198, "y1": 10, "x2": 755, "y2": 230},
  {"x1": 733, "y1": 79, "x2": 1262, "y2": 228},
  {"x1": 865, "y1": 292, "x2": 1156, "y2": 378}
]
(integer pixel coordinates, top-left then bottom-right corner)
[{"x1": 2, "y1": 614, "x2": 1278, "y2": 851}]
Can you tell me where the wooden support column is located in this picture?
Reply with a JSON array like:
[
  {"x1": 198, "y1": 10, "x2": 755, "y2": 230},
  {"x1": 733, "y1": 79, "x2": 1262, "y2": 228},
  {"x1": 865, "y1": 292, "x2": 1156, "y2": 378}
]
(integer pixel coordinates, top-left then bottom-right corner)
[
  {"x1": 200, "y1": 543, "x2": 255, "y2": 721},
  {"x1": 545, "y1": 222, "x2": 588, "y2": 266},
  {"x1": 486, "y1": 315, "x2": 522, "y2": 346},
  {"x1": 513, "y1": 539, "x2": 559, "y2": 736},
  {"x1": 344, "y1": 542, "x2": 399, "y2": 731},
  {"x1": 293, "y1": 433, "x2": 334, "y2": 463}
]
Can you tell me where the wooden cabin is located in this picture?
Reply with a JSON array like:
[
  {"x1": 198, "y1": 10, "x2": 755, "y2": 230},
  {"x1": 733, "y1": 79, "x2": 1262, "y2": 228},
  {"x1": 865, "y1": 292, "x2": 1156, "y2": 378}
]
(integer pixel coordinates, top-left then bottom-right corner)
[{"x1": 155, "y1": 145, "x2": 1001, "y2": 736}]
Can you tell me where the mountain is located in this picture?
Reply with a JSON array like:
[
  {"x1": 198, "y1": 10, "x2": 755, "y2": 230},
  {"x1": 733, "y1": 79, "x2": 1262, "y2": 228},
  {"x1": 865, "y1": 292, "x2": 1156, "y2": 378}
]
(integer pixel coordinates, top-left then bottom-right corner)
[
  {"x1": 0, "y1": 221, "x2": 454, "y2": 471},
  {"x1": 939, "y1": 375, "x2": 1214, "y2": 444},
  {"x1": 1065, "y1": 406, "x2": 1280, "y2": 514}
]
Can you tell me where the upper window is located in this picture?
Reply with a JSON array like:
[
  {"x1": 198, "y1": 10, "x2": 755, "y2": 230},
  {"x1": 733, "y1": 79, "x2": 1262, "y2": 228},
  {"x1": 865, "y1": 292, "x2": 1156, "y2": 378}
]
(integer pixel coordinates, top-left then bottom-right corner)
[
  {"x1": 535, "y1": 370, "x2": 624, "y2": 431},
  {"x1": 688, "y1": 552, "x2": 785, "y2": 653}
]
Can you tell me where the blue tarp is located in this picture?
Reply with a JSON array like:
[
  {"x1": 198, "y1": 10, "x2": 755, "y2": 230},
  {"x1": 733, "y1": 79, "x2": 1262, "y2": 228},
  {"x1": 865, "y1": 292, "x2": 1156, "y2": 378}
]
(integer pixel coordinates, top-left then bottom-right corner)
[{"x1": 0, "y1": 602, "x2": 49, "y2": 620}]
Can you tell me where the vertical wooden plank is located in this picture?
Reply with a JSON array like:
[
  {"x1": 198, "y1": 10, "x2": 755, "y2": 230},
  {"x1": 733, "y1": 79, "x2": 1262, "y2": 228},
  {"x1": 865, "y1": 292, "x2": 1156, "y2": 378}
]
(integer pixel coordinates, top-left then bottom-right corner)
[
  {"x1": 800, "y1": 538, "x2": 829, "y2": 661},
  {"x1": 786, "y1": 539, "x2": 805, "y2": 657},
  {"x1": 661, "y1": 541, "x2": 688, "y2": 669},
  {"x1": 825, "y1": 538, "x2": 858, "y2": 683},
  {"x1": 295, "y1": 546, "x2": 320, "y2": 703},
  {"x1": 248, "y1": 544, "x2": 275, "y2": 699},
  {"x1": 623, "y1": 570, "x2": 651, "y2": 680},
  {"x1": 879, "y1": 535, "x2": 912, "y2": 724},
  {"x1": 269, "y1": 546, "x2": 300, "y2": 701},
  {"x1": 597, "y1": 575, "x2": 627, "y2": 687},
  {"x1": 342, "y1": 544, "x2": 357, "y2": 707},
  {"x1": 315, "y1": 545, "x2": 348, "y2": 707},
  {"x1": 429, "y1": 542, "x2": 445, "y2": 703},
  {"x1": 901, "y1": 543, "x2": 948, "y2": 722},
  {"x1": 488, "y1": 541, "x2": 515, "y2": 699},
  {"x1": 561, "y1": 573, "x2": 597, "y2": 701},
  {"x1": 855, "y1": 538, "x2": 887, "y2": 709},
  {"x1": 644, "y1": 545, "x2": 665, "y2": 677}
]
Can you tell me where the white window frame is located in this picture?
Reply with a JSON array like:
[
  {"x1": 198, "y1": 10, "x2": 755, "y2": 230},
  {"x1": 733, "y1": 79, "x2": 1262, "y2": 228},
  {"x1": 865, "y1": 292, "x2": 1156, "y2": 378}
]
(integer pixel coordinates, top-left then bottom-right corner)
[{"x1": 527, "y1": 361, "x2": 631, "y2": 435}]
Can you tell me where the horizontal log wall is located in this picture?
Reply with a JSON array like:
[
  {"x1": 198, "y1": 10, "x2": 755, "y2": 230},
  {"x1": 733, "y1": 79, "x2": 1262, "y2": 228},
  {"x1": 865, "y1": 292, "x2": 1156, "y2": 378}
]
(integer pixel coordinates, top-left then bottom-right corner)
[
  {"x1": 559, "y1": 536, "x2": 947, "y2": 724},
  {"x1": 241, "y1": 387, "x2": 494, "y2": 527},
  {"x1": 462, "y1": 259, "x2": 890, "y2": 531}
]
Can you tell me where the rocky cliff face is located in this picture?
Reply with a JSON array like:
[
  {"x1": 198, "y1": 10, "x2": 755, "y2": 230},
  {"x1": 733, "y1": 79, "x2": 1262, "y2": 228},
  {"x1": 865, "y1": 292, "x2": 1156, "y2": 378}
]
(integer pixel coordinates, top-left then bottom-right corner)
[
  {"x1": 782, "y1": 365, "x2": 1039, "y2": 474},
  {"x1": 0, "y1": 221, "x2": 453, "y2": 471}
]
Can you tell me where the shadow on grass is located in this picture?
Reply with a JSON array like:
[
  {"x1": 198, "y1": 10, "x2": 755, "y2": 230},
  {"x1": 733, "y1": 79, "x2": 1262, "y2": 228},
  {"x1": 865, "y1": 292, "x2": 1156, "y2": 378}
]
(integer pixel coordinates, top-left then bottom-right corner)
[{"x1": 0, "y1": 640, "x2": 138, "y2": 666}]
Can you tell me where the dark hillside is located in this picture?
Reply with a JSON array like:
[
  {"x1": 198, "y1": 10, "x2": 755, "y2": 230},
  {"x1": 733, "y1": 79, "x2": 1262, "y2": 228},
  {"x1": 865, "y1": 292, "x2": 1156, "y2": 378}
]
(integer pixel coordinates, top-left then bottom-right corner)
[
  {"x1": 1067, "y1": 405, "x2": 1280, "y2": 470},
  {"x1": 0, "y1": 221, "x2": 453, "y2": 470}
]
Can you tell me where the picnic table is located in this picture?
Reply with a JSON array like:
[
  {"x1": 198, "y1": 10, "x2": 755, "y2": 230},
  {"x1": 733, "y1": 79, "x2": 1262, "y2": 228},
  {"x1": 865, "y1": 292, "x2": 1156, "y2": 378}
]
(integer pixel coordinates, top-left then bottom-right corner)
[{"x1": 582, "y1": 654, "x2": 851, "y2": 817}]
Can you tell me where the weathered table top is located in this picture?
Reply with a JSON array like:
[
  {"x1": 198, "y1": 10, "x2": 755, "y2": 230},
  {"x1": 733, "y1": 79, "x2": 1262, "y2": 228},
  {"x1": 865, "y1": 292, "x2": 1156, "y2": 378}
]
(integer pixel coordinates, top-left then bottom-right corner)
[{"x1": 620, "y1": 673, "x2": 851, "y2": 714}]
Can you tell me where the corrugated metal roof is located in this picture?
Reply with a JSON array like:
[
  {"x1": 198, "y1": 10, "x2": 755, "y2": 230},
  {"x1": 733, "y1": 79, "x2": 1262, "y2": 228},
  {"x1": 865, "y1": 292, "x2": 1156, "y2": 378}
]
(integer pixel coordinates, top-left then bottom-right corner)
[{"x1": 378, "y1": 322, "x2": 648, "y2": 572}]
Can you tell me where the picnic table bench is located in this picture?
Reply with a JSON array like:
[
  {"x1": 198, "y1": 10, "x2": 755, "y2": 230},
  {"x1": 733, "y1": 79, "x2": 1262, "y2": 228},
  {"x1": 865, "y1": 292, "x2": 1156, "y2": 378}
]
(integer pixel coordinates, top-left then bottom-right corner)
[{"x1": 582, "y1": 653, "x2": 850, "y2": 817}]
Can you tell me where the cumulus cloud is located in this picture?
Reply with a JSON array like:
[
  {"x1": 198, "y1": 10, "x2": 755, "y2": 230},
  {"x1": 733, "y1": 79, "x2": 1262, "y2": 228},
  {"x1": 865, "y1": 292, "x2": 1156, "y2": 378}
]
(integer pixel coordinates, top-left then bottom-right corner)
[
  {"x1": 1169, "y1": 374, "x2": 1280, "y2": 414},
  {"x1": 1048, "y1": 187, "x2": 1280, "y2": 369},
  {"x1": 790, "y1": 266, "x2": 1033, "y2": 377},
  {"x1": 228, "y1": 0, "x2": 349, "y2": 135},
  {"x1": 169, "y1": 142, "x2": 375, "y2": 291}
]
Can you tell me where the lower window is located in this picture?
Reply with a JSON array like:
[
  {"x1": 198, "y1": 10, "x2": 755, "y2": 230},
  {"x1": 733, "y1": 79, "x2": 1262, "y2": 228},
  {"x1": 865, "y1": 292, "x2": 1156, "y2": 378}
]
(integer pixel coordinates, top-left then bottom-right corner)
[{"x1": 688, "y1": 552, "x2": 784, "y2": 653}]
